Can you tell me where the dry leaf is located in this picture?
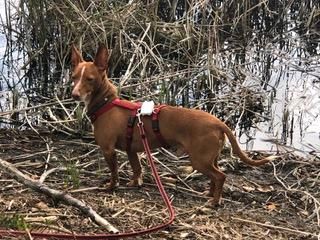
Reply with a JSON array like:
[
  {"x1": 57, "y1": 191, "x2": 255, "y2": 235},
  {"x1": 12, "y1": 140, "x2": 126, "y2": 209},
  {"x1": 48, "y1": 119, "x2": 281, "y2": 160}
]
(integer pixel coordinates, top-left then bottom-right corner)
[
  {"x1": 162, "y1": 176, "x2": 177, "y2": 184},
  {"x1": 299, "y1": 210, "x2": 309, "y2": 216},
  {"x1": 177, "y1": 166, "x2": 194, "y2": 174},
  {"x1": 257, "y1": 185, "x2": 274, "y2": 192},
  {"x1": 198, "y1": 207, "x2": 211, "y2": 214},
  {"x1": 35, "y1": 201, "x2": 49, "y2": 210},
  {"x1": 265, "y1": 202, "x2": 277, "y2": 211},
  {"x1": 180, "y1": 232, "x2": 190, "y2": 238},
  {"x1": 243, "y1": 185, "x2": 255, "y2": 192}
]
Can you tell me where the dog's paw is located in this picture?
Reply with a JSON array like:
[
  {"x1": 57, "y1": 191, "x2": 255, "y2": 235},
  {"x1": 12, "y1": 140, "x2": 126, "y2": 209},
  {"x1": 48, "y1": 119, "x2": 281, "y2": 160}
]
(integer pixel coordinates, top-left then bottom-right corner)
[
  {"x1": 204, "y1": 202, "x2": 220, "y2": 209},
  {"x1": 206, "y1": 197, "x2": 223, "y2": 207},
  {"x1": 127, "y1": 178, "x2": 143, "y2": 188},
  {"x1": 105, "y1": 181, "x2": 119, "y2": 191}
]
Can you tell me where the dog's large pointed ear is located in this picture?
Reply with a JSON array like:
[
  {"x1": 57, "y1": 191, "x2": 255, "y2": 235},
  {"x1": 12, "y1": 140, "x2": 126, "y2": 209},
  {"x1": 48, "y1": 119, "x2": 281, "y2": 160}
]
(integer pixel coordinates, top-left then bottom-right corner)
[
  {"x1": 94, "y1": 43, "x2": 108, "y2": 72},
  {"x1": 71, "y1": 44, "x2": 83, "y2": 68}
]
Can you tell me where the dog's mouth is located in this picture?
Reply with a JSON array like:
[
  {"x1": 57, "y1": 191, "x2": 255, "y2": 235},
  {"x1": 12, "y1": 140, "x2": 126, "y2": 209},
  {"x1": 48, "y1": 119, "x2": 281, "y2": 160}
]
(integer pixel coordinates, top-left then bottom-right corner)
[
  {"x1": 72, "y1": 91, "x2": 92, "y2": 103},
  {"x1": 83, "y1": 92, "x2": 93, "y2": 105}
]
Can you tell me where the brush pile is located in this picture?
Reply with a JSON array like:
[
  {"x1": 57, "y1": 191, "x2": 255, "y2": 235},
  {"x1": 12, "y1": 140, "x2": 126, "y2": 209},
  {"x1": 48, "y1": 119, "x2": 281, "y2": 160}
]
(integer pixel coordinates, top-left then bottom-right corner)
[{"x1": 0, "y1": 128, "x2": 319, "y2": 239}]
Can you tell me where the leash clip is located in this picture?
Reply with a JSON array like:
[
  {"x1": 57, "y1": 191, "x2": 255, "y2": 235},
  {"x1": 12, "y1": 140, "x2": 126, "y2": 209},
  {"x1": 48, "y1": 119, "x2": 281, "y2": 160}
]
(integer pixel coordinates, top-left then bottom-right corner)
[{"x1": 136, "y1": 109, "x2": 143, "y2": 125}]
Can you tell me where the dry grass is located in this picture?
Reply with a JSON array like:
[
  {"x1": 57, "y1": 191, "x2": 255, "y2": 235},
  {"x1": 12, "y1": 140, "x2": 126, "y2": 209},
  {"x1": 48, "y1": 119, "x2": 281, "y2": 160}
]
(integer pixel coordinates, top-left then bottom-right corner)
[
  {"x1": 1, "y1": 0, "x2": 319, "y2": 130},
  {"x1": 0, "y1": 128, "x2": 319, "y2": 239}
]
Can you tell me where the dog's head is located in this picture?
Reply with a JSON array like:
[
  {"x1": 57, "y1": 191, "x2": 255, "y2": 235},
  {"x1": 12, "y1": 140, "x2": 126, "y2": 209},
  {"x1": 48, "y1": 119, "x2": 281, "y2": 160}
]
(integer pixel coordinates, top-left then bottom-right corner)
[{"x1": 70, "y1": 44, "x2": 109, "y2": 104}]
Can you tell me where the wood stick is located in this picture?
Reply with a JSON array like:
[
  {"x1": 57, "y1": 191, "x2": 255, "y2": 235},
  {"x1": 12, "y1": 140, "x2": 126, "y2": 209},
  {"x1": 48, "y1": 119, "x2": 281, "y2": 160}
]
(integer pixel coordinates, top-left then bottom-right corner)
[{"x1": 0, "y1": 157, "x2": 119, "y2": 233}]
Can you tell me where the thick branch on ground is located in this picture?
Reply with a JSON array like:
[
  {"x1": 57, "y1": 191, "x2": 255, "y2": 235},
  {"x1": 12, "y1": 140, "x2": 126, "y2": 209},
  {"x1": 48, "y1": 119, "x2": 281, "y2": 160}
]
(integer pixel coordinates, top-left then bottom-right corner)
[{"x1": 0, "y1": 158, "x2": 119, "y2": 234}]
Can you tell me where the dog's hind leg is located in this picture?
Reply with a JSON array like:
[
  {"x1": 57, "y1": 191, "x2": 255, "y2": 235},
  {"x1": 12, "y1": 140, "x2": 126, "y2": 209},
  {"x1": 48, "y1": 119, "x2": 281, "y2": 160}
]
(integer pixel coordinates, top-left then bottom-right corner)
[
  {"x1": 126, "y1": 151, "x2": 143, "y2": 187},
  {"x1": 196, "y1": 162, "x2": 226, "y2": 205},
  {"x1": 213, "y1": 138, "x2": 225, "y2": 169},
  {"x1": 209, "y1": 138, "x2": 225, "y2": 197},
  {"x1": 190, "y1": 145, "x2": 226, "y2": 205}
]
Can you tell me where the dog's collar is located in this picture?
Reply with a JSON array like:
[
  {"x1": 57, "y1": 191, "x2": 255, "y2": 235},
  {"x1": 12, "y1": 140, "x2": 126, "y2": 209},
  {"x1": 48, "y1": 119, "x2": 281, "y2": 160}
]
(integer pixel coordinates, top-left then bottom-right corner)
[{"x1": 87, "y1": 98, "x2": 116, "y2": 123}]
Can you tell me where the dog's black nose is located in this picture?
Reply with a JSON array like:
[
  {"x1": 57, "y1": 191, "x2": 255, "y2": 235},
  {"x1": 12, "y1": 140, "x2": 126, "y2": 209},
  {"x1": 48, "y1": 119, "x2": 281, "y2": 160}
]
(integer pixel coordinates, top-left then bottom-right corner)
[{"x1": 71, "y1": 93, "x2": 81, "y2": 101}]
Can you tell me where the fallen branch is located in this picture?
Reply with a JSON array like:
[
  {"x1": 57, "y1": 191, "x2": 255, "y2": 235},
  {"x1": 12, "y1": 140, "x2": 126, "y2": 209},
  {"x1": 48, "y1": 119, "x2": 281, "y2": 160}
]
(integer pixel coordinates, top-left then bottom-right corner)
[{"x1": 0, "y1": 157, "x2": 119, "y2": 234}]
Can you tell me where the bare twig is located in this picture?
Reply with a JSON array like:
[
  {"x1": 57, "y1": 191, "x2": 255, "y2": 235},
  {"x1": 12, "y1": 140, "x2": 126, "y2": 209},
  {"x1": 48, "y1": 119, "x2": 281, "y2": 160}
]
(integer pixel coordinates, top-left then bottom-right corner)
[
  {"x1": 272, "y1": 162, "x2": 320, "y2": 226},
  {"x1": 0, "y1": 157, "x2": 119, "y2": 233}
]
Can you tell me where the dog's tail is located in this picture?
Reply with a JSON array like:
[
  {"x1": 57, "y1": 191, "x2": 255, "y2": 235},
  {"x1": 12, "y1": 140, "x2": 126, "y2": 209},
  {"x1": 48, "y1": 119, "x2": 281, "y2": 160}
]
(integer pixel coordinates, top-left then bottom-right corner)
[{"x1": 221, "y1": 123, "x2": 275, "y2": 166}]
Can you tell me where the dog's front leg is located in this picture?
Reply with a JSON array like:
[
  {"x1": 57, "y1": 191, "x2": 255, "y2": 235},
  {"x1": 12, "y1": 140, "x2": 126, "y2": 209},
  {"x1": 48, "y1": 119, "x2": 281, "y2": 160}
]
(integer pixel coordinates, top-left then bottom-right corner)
[
  {"x1": 126, "y1": 151, "x2": 143, "y2": 187},
  {"x1": 102, "y1": 149, "x2": 119, "y2": 191}
]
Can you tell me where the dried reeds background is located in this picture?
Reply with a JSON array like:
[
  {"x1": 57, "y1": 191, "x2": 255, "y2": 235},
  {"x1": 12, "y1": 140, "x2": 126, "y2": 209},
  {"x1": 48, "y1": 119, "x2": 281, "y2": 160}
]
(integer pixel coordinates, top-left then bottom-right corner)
[{"x1": 0, "y1": 0, "x2": 319, "y2": 133}]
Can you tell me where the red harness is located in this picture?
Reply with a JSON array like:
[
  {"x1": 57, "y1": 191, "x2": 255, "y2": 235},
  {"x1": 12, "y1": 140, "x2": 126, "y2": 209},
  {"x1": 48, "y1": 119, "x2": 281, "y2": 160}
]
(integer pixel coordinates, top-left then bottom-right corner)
[{"x1": 88, "y1": 98, "x2": 167, "y2": 150}]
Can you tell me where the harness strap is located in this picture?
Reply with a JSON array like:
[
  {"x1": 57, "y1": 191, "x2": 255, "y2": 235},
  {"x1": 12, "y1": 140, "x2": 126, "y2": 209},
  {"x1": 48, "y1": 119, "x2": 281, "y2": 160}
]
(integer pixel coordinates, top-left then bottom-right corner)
[
  {"x1": 113, "y1": 98, "x2": 141, "y2": 110},
  {"x1": 89, "y1": 98, "x2": 141, "y2": 123},
  {"x1": 89, "y1": 100, "x2": 116, "y2": 123},
  {"x1": 151, "y1": 105, "x2": 168, "y2": 147},
  {"x1": 88, "y1": 98, "x2": 167, "y2": 150},
  {"x1": 126, "y1": 109, "x2": 138, "y2": 151}
]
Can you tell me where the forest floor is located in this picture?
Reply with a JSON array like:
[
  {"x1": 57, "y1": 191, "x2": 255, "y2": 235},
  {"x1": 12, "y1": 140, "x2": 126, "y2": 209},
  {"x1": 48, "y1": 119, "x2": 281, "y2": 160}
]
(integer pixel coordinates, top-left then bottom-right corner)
[{"x1": 0, "y1": 128, "x2": 319, "y2": 239}]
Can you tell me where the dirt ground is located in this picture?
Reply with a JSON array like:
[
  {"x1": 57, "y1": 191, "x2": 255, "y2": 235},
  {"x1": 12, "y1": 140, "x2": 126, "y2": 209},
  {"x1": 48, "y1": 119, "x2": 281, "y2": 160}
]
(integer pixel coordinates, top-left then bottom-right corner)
[{"x1": 0, "y1": 128, "x2": 319, "y2": 239}]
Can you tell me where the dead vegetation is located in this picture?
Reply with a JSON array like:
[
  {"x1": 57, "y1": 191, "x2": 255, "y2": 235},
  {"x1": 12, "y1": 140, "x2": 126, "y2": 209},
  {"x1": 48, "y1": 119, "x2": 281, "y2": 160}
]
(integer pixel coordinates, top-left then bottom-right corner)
[
  {"x1": 0, "y1": 128, "x2": 319, "y2": 239},
  {"x1": 2, "y1": 0, "x2": 319, "y2": 131},
  {"x1": 0, "y1": 0, "x2": 320, "y2": 239}
]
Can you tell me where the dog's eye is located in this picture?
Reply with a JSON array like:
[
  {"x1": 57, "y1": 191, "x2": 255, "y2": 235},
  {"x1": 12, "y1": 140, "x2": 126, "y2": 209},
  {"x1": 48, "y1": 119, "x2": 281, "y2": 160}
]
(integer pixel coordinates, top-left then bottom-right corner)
[{"x1": 87, "y1": 78, "x2": 94, "y2": 82}]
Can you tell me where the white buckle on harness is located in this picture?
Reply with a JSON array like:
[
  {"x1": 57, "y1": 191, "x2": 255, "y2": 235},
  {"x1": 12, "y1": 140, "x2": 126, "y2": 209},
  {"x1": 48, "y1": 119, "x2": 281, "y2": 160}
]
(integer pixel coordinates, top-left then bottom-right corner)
[{"x1": 140, "y1": 101, "x2": 155, "y2": 116}]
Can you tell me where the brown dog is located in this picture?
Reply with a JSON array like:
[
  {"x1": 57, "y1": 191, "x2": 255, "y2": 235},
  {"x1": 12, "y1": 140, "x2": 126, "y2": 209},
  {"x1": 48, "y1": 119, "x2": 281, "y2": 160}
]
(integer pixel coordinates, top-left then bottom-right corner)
[{"x1": 71, "y1": 44, "x2": 273, "y2": 205}]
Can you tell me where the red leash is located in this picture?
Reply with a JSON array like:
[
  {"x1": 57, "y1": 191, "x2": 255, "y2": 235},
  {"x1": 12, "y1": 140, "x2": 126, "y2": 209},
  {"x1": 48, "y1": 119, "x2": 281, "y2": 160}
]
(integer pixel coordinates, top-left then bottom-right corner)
[{"x1": 0, "y1": 113, "x2": 175, "y2": 239}]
